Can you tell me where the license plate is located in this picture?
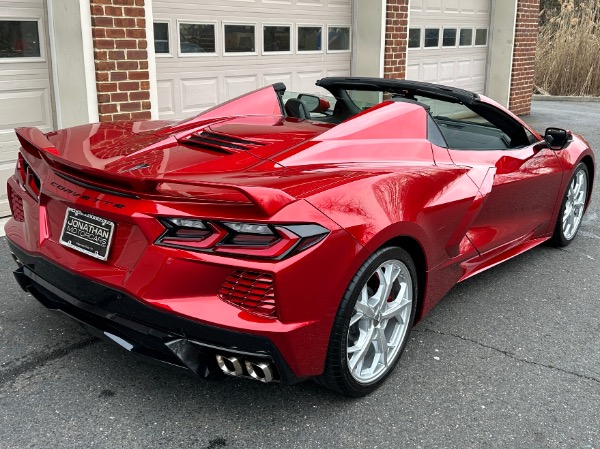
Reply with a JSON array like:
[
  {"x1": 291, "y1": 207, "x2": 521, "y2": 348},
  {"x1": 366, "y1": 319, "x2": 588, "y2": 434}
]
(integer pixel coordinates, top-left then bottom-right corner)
[{"x1": 59, "y1": 208, "x2": 115, "y2": 261}]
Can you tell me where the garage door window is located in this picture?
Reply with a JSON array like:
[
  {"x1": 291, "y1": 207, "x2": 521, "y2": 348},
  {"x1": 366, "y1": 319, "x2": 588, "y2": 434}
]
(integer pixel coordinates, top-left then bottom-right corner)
[
  {"x1": 327, "y1": 26, "x2": 350, "y2": 52},
  {"x1": 297, "y1": 26, "x2": 322, "y2": 52},
  {"x1": 459, "y1": 28, "x2": 473, "y2": 47},
  {"x1": 263, "y1": 25, "x2": 291, "y2": 54},
  {"x1": 475, "y1": 28, "x2": 488, "y2": 46},
  {"x1": 442, "y1": 28, "x2": 457, "y2": 47},
  {"x1": 408, "y1": 28, "x2": 421, "y2": 49},
  {"x1": 224, "y1": 24, "x2": 256, "y2": 54},
  {"x1": 424, "y1": 28, "x2": 440, "y2": 48},
  {"x1": 154, "y1": 22, "x2": 170, "y2": 55},
  {"x1": 0, "y1": 19, "x2": 41, "y2": 59},
  {"x1": 179, "y1": 22, "x2": 216, "y2": 55}
]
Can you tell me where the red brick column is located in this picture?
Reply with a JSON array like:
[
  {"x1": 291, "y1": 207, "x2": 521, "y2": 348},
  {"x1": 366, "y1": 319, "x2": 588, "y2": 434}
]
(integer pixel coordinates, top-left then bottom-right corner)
[
  {"x1": 90, "y1": 0, "x2": 151, "y2": 122},
  {"x1": 509, "y1": 0, "x2": 540, "y2": 115},
  {"x1": 383, "y1": 0, "x2": 410, "y2": 79}
]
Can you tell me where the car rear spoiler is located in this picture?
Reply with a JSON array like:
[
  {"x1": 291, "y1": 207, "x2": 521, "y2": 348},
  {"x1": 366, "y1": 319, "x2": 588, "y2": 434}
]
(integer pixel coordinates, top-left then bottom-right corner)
[{"x1": 15, "y1": 127, "x2": 296, "y2": 216}]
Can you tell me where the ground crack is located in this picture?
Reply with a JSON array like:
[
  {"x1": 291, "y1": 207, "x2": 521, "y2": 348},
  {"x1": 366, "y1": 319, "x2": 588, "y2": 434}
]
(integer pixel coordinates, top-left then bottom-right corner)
[
  {"x1": 416, "y1": 327, "x2": 600, "y2": 384},
  {"x1": 0, "y1": 337, "x2": 99, "y2": 386}
]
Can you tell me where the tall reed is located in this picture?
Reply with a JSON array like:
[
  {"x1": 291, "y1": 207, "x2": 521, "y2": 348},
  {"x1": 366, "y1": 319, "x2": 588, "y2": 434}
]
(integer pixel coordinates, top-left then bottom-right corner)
[{"x1": 535, "y1": 0, "x2": 600, "y2": 96}]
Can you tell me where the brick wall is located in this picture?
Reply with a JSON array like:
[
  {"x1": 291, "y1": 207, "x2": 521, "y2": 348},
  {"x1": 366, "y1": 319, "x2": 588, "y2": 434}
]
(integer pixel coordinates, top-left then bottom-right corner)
[
  {"x1": 509, "y1": 0, "x2": 540, "y2": 115},
  {"x1": 90, "y1": 0, "x2": 151, "y2": 122},
  {"x1": 383, "y1": 0, "x2": 410, "y2": 79}
]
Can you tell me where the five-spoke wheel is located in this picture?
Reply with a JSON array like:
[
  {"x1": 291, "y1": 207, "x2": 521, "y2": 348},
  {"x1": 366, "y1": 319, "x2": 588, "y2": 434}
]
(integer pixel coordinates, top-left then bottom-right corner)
[
  {"x1": 552, "y1": 163, "x2": 589, "y2": 246},
  {"x1": 320, "y1": 246, "x2": 417, "y2": 396},
  {"x1": 347, "y1": 259, "x2": 413, "y2": 384}
]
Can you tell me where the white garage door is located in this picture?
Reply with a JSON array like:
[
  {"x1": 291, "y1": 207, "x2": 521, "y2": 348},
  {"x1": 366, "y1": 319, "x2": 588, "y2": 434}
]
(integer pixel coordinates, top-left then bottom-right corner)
[
  {"x1": 406, "y1": 0, "x2": 491, "y2": 93},
  {"x1": 0, "y1": 1, "x2": 54, "y2": 216},
  {"x1": 153, "y1": 0, "x2": 352, "y2": 120}
]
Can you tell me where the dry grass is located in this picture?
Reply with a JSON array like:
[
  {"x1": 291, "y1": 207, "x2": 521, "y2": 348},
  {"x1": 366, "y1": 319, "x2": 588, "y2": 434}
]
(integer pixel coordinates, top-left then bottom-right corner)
[{"x1": 535, "y1": 0, "x2": 600, "y2": 96}]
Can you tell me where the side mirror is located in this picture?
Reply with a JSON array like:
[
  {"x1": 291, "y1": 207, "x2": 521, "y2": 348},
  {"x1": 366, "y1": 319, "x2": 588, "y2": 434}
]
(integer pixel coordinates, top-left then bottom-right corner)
[
  {"x1": 545, "y1": 127, "x2": 571, "y2": 150},
  {"x1": 297, "y1": 94, "x2": 330, "y2": 113}
]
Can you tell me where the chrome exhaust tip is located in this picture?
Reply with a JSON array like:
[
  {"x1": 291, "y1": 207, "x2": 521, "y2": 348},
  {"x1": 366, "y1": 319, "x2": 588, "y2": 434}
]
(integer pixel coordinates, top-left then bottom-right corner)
[
  {"x1": 216, "y1": 355, "x2": 243, "y2": 376},
  {"x1": 244, "y1": 360, "x2": 274, "y2": 383}
]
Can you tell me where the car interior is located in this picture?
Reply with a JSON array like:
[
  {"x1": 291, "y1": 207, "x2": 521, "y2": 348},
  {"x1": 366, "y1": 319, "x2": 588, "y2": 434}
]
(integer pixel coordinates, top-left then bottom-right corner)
[{"x1": 283, "y1": 79, "x2": 537, "y2": 151}]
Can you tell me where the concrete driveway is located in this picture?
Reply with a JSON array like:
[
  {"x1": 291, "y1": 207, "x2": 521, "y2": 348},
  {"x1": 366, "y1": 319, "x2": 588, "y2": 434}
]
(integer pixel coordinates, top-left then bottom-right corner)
[{"x1": 0, "y1": 100, "x2": 598, "y2": 449}]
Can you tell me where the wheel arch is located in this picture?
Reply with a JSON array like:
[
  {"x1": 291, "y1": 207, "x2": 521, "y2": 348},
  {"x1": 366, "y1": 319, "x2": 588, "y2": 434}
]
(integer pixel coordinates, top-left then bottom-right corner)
[
  {"x1": 375, "y1": 235, "x2": 428, "y2": 323},
  {"x1": 580, "y1": 155, "x2": 595, "y2": 209}
]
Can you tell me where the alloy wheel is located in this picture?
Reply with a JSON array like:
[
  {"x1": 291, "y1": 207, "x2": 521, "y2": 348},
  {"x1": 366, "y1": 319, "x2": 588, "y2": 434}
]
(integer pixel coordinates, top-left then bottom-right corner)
[
  {"x1": 562, "y1": 168, "x2": 588, "y2": 241},
  {"x1": 346, "y1": 259, "x2": 413, "y2": 384}
]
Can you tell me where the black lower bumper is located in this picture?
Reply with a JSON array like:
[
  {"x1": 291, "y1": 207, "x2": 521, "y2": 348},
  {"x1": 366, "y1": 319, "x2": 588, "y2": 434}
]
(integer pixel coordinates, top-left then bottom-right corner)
[{"x1": 8, "y1": 240, "x2": 300, "y2": 384}]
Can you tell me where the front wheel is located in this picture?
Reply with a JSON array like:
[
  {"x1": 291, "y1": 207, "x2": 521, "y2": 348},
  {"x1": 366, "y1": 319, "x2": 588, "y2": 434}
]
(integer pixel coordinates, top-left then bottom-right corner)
[
  {"x1": 551, "y1": 163, "x2": 589, "y2": 247},
  {"x1": 319, "y1": 246, "x2": 417, "y2": 397}
]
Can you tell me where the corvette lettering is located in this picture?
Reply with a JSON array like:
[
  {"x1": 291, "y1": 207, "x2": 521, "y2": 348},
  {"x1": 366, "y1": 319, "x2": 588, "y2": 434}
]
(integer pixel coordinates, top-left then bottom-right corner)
[{"x1": 50, "y1": 181, "x2": 126, "y2": 208}]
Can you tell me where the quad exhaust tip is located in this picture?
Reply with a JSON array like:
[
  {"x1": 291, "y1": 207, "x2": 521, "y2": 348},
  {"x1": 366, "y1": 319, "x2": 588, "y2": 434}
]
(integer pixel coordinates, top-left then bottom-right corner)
[{"x1": 215, "y1": 354, "x2": 275, "y2": 383}]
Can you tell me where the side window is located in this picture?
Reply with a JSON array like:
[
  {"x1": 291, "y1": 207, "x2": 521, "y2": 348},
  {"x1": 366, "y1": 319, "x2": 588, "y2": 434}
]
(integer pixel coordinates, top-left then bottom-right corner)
[
  {"x1": 154, "y1": 22, "x2": 170, "y2": 55},
  {"x1": 417, "y1": 97, "x2": 529, "y2": 150}
]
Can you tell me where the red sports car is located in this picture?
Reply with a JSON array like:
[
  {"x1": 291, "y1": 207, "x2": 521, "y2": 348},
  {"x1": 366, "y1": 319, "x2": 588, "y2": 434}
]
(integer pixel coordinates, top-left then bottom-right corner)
[{"x1": 6, "y1": 77, "x2": 595, "y2": 396}]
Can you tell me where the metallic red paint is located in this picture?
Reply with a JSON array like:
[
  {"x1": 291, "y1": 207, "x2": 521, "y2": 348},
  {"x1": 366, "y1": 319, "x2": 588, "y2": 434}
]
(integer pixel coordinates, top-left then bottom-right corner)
[{"x1": 5, "y1": 81, "x2": 595, "y2": 382}]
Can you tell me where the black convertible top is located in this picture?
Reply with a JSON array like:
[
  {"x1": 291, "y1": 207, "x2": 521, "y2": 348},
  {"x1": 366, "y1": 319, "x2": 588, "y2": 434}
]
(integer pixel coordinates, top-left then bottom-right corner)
[{"x1": 316, "y1": 77, "x2": 480, "y2": 105}]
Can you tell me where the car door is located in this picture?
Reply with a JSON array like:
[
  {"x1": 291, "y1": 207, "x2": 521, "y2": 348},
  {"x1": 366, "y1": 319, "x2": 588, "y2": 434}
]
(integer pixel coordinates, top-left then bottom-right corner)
[{"x1": 426, "y1": 98, "x2": 564, "y2": 255}]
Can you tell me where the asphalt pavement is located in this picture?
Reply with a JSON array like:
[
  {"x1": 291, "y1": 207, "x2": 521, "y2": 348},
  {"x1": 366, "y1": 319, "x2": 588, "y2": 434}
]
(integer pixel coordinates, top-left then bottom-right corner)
[{"x1": 0, "y1": 101, "x2": 599, "y2": 449}]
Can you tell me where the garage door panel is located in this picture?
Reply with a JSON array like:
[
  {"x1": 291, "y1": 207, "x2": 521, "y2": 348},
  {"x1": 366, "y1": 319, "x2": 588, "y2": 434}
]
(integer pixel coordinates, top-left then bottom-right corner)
[
  {"x1": 411, "y1": 0, "x2": 424, "y2": 11},
  {"x1": 296, "y1": 71, "x2": 324, "y2": 94},
  {"x1": 473, "y1": 58, "x2": 486, "y2": 78},
  {"x1": 407, "y1": 0, "x2": 490, "y2": 94},
  {"x1": 459, "y1": 0, "x2": 475, "y2": 14},
  {"x1": 326, "y1": 69, "x2": 350, "y2": 78},
  {"x1": 329, "y1": 0, "x2": 351, "y2": 7},
  {"x1": 224, "y1": 75, "x2": 259, "y2": 100},
  {"x1": 0, "y1": 86, "x2": 51, "y2": 131},
  {"x1": 422, "y1": 63, "x2": 439, "y2": 83},
  {"x1": 297, "y1": 0, "x2": 323, "y2": 6},
  {"x1": 475, "y1": 0, "x2": 490, "y2": 14},
  {"x1": 439, "y1": 61, "x2": 456, "y2": 82},
  {"x1": 456, "y1": 60, "x2": 472, "y2": 80},
  {"x1": 155, "y1": 0, "x2": 351, "y2": 120},
  {"x1": 425, "y1": 0, "x2": 442, "y2": 12},
  {"x1": 157, "y1": 79, "x2": 175, "y2": 117},
  {"x1": 181, "y1": 78, "x2": 219, "y2": 114},
  {"x1": 406, "y1": 65, "x2": 419, "y2": 81},
  {"x1": 263, "y1": 73, "x2": 292, "y2": 88},
  {"x1": 443, "y1": 0, "x2": 459, "y2": 13}
]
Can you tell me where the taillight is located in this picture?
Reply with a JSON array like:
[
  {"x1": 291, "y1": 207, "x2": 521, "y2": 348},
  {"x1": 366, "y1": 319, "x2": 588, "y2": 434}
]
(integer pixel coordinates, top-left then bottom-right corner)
[
  {"x1": 16, "y1": 153, "x2": 40, "y2": 199},
  {"x1": 158, "y1": 218, "x2": 226, "y2": 249},
  {"x1": 156, "y1": 218, "x2": 329, "y2": 259},
  {"x1": 16, "y1": 154, "x2": 27, "y2": 184}
]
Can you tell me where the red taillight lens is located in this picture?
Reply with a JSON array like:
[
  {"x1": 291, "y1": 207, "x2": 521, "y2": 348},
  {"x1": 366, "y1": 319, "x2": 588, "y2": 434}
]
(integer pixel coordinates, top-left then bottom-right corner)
[
  {"x1": 156, "y1": 218, "x2": 329, "y2": 259},
  {"x1": 16, "y1": 154, "x2": 27, "y2": 184},
  {"x1": 157, "y1": 218, "x2": 226, "y2": 249},
  {"x1": 16, "y1": 153, "x2": 40, "y2": 199}
]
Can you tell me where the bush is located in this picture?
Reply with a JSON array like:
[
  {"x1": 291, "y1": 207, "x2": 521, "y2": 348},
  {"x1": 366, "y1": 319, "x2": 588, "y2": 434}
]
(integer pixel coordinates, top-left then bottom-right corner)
[{"x1": 535, "y1": 0, "x2": 600, "y2": 96}]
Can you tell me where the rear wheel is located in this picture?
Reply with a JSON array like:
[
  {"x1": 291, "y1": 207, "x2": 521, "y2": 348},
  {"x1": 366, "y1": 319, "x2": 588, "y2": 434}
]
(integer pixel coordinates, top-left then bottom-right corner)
[
  {"x1": 551, "y1": 163, "x2": 589, "y2": 247},
  {"x1": 319, "y1": 246, "x2": 417, "y2": 397}
]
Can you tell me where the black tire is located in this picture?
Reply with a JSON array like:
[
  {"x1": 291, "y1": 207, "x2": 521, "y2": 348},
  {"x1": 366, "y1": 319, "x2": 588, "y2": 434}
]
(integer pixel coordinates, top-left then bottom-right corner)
[
  {"x1": 319, "y1": 246, "x2": 417, "y2": 397},
  {"x1": 551, "y1": 163, "x2": 589, "y2": 247}
]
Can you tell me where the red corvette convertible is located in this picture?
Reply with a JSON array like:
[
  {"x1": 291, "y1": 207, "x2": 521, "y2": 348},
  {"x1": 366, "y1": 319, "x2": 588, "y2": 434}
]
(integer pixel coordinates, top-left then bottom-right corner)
[{"x1": 6, "y1": 77, "x2": 594, "y2": 396}]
